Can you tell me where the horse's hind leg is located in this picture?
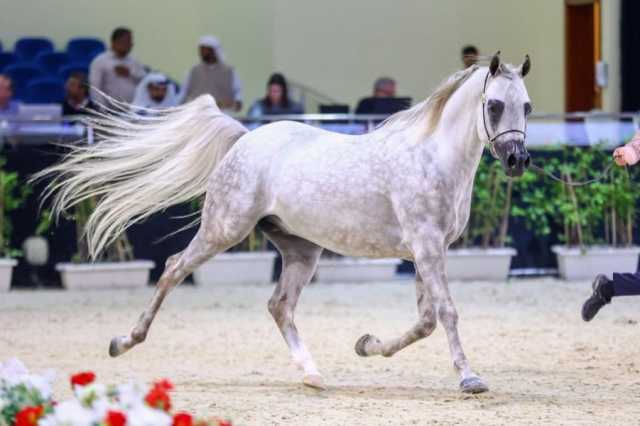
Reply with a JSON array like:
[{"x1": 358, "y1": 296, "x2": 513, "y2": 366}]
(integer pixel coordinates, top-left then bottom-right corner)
[
  {"x1": 109, "y1": 227, "x2": 242, "y2": 357},
  {"x1": 109, "y1": 188, "x2": 260, "y2": 357},
  {"x1": 260, "y1": 221, "x2": 324, "y2": 389}
]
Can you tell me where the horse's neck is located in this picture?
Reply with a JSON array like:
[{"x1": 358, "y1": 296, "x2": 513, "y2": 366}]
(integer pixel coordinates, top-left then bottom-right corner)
[{"x1": 428, "y1": 73, "x2": 485, "y2": 186}]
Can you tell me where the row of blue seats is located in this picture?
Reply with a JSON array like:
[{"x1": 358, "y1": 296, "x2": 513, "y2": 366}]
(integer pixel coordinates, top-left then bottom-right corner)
[
  {"x1": 2, "y1": 63, "x2": 88, "y2": 103},
  {"x1": 0, "y1": 38, "x2": 103, "y2": 103},
  {"x1": 0, "y1": 37, "x2": 105, "y2": 63}
]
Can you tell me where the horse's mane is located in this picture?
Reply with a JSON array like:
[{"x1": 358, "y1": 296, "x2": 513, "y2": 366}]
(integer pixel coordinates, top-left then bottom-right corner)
[{"x1": 375, "y1": 64, "x2": 480, "y2": 137}]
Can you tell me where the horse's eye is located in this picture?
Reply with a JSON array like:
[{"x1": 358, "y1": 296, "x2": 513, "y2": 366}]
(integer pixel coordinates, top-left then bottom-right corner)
[
  {"x1": 487, "y1": 100, "x2": 504, "y2": 116},
  {"x1": 524, "y1": 102, "x2": 532, "y2": 116}
]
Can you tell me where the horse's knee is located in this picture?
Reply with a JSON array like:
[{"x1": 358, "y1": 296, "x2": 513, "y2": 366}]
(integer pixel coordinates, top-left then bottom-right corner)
[{"x1": 438, "y1": 304, "x2": 458, "y2": 326}]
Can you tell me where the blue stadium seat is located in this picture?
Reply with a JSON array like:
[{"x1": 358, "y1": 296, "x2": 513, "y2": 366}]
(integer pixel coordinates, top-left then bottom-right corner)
[
  {"x1": 24, "y1": 77, "x2": 65, "y2": 104},
  {"x1": 58, "y1": 62, "x2": 89, "y2": 81},
  {"x1": 0, "y1": 53, "x2": 17, "y2": 73},
  {"x1": 3, "y1": 63, "x2": 44, "y2": 100},
  {"x1": 35, "y1": 52, "x2": 71, "y2": 75},
  {"x1": 66, "y1": 38, "x2": 105, "y2": 63},
  {"x1": 14, "y1": 37, "x2": 54, "y2": 62}
]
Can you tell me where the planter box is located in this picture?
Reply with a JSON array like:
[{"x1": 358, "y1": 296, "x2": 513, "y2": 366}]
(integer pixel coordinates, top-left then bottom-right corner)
[
  {"x1": 0, "y1": 258, "x2": 17, "y2": 292},
  {"x1": 56, "y1": 261, "x2": 155, "y2": 290},
  {"x1": 193, "y1": 251, "x2": 277, "y2": 285},
  {"x1": 552, "y1": 245, "x2": 640, "y2": 280},
  {"x1": 446, "y1": 248, "x2": 517, "y2": 281},
  {"x1": 316, "y1": 257, "x2": 401, "y2": 283}
]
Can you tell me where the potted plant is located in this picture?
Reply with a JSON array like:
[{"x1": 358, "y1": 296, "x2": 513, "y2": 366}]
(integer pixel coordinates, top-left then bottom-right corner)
[
  {"x1": 447, "y1": 157, "x2": 517, "y2": 281},
  {"x1": 54, "y1": 197, "x2": 155, "y2": 290},
  {"x1": 0, "y1": 159, "x2": 30, "y2": 291},
  {"x1": 193, "y1": 228, "x2": 277, "y2": 285},
  {"x1": 550, "y1": 146, "x2": 640, "y2": 280},
  {"x1": 316, "y1": 250, "x2": 402, "y2": 283}
]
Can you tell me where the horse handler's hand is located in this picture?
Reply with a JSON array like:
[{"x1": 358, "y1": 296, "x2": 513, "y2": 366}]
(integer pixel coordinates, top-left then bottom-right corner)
[{"x1": 614, "y1": 146, "x2": 639, "y2": 167}]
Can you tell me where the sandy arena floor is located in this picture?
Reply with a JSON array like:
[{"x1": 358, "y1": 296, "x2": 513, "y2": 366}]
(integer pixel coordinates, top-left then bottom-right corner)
[{"x1": 1, "y1": 278, "x2": 639, "y2": 425}]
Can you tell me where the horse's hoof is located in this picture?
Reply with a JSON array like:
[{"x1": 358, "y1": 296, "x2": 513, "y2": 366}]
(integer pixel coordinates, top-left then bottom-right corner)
[
  {"x1": 460, "y1": 376, "x2": 489, "y2": 394},
  {"x1": 355, "y1": 334, "x2": 381, "y2": 357},
  {"x1": 109, "y1": 336, "x2": 125, "y2": 357},
  {"x1": 355, "y1": 334, "x2": 371, "y2": 356},
  {"x1": 303, "y1": 374, "x2": 327, "y2": 390}
]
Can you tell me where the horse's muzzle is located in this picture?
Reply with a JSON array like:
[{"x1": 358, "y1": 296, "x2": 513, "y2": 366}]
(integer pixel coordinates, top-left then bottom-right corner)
[{"x1": 502, "y1": 141, "x2": 530, "y2": 177}]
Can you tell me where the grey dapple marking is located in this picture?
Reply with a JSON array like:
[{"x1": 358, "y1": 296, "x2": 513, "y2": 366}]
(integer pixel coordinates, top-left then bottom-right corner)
[{"x1": 40, "y1": 53, "x2": 532, "y2": 394}]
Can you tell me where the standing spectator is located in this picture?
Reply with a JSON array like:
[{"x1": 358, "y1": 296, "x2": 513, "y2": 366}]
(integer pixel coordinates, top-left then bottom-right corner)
[
  {"x1": 181, "y1": 35, "x2": 242, "y2": 111},
  {"x1": 355, "y1": 77, "x2": 396, "y2": 114},
  {"x1": 0, "y1": 75, "x2": 19, "y2": 117},
  {"x1": 89, "y1": 27, "x2": 146, "y2": 106},
  {"x1": 248, "y1": 73, "x2": 303, "y2": 117},
  {"x1": 63, "y1": 72, "x2": 95, "y2": 116},
  {"x1": 462, "y1": 45, "x2": 479, "y2": 68},
  {"x1": 132, "y1": 73, "x2": 179, "y2": 111}
]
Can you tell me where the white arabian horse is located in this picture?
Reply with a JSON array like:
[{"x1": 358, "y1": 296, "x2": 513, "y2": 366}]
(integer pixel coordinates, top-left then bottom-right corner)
[{"x1": 39, "y1": 53, "x2": 532, "y2": 394}]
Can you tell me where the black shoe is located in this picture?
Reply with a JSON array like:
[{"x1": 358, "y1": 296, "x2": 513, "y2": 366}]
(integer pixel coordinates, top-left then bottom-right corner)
[{"x1": 581, "y1": 274, "x2": 612, "y2": 322}]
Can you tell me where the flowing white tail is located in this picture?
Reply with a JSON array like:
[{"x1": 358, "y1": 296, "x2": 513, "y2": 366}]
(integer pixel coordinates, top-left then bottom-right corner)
[{"x1": 35, "y1": 94, "x2": 248, "y2": 259}]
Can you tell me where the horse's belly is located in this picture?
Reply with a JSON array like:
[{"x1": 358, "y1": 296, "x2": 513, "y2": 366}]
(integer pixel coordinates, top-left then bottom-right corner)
[{"x1": 272, "y1": 201, "x2": 407, "y2": 259}]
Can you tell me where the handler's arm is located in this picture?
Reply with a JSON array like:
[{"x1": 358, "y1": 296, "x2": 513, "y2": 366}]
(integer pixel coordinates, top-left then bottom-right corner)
[{"x1": 614, "y1": 130, "x2": 640, "y2": 166}]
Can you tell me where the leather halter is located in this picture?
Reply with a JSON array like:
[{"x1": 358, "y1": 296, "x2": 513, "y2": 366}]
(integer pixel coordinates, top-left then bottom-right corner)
[{"x1": 481, "y1": 71, "x2": 527, "y2": 150}]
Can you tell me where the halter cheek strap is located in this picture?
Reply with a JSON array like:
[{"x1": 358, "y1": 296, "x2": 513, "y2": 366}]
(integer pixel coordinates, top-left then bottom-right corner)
[{"x1": 481, "y1": 71, "x2": 527, "y2": 150}]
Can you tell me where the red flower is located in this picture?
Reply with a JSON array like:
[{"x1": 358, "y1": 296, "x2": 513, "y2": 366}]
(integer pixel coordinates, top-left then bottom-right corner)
[
  {"x1": 15, "y1": 405, "x2": 44, "y2": 426},
  {"x1": 105, "y1": 410, "x2": 127, "y2": 426},
  {"x1": 70, "y1": 371, "x2": 96, "y2": 388},
  {"x1": 217, "y1": 420, "x2": 232, "y2": 426},
  {"x1": 145, "y1": 386, "x2": 172, "y2": 412},
  {"x1": 153, "y1": 379, "x2": 174, "y2": 392},
  {"x1": 172, "y1": 412, "x2": 193, "y2": 426}
]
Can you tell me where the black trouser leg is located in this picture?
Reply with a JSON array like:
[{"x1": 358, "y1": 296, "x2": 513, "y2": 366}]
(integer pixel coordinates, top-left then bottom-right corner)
[{"x1": 611, "y1": 272, "x2": 640, "y2": 297}]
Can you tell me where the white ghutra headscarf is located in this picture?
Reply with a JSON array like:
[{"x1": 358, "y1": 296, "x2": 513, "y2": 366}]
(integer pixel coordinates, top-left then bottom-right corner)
[{"x1": 132, "y1": 73, "x2": 179, "y2": 110}]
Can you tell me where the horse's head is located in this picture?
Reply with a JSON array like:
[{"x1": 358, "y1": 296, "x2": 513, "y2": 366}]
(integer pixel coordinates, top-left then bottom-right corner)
[{"x1": 477, "y1": 52, "x2": 532, "y2": 177}]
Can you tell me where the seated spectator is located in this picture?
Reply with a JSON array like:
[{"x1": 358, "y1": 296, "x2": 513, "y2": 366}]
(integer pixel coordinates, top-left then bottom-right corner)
[
  {"x1": 461, "y1": 45, "x2": 479, "y2": 68},
  {"x1": 355, "y1": 77, "x2": 396, "y2": 114},
  {"x1": 0, "y1": 74, "x2": 19, "y2": 117},
  {"x1": 248, "y1": 73, "x2": 303, "y2": 117},
  {"x1": 89, "y1": 27, "x2": 146, "y2": 106},
  {"x1": 181, "y1": 35, "x2": 242, "y2": 111},
  {"x1": 63, "y1": 72, "x2": 95, "y2": 116},
  {"x1": 132, "y1": 73, "x2": 179, "y2": 111}
]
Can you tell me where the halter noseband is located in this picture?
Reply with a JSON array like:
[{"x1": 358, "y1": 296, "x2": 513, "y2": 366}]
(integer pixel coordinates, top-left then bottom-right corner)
[{"x1": 481, "y1": 71, "x2": 527, "y2": 149}]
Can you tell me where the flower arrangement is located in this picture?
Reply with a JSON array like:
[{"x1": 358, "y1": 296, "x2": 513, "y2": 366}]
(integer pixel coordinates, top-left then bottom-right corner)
[{"x1": 0, "y1": 359, "x2": 230, "y2": 426}]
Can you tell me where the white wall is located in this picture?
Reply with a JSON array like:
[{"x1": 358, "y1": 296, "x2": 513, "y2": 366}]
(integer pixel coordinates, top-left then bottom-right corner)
[
  {"x1": 273, "y1": 0, "x2": 565, "y2": 113},
  {"x1": 0, "y1": 0, "x2": 274, "y2": 112},
  {"x1": 602, "y1": 0, "x2": 621, "y2": 112},
  {"x1": 1, "y1": 1, "x2": 621, "y2": 113}
]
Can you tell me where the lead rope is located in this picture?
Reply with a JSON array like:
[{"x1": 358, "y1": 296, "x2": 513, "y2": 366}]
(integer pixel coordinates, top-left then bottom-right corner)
[{"x1": 528, "y1": 160, "x2": 615, "y2": 187}]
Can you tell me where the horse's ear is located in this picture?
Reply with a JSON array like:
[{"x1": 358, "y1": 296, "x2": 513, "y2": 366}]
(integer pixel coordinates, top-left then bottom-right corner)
[
  {"x1": 489, "y1": 51, "x2": 501, "y2": 76},
  {"x1": 520, "y1": 54, "x2": 531, "y2": 78}
]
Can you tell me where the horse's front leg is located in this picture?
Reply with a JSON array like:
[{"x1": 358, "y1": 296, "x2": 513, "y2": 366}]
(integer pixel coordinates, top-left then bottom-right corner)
[
  {"x1": 355, "y1": 270, "x2": 437, "y2": 357},
  {"x1": 413, "y1": 244, "x2": 488, "y2": 394}
]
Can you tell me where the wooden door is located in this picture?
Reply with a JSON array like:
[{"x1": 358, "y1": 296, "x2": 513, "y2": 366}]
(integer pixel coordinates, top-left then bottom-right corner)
[{"x1": 565, "y1": 0, "x2": 601, "y2": 112}]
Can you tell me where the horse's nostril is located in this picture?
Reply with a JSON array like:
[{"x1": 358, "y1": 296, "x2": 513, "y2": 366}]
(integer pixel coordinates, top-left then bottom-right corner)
[{"x1": 507, "y1": 154, "x2": 517, "y2": 168}]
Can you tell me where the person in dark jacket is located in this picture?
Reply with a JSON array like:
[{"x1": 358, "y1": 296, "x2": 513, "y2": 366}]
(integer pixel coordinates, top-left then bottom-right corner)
[{"x1": 248, "y1": 73, "x2": 303, "y2": 117}]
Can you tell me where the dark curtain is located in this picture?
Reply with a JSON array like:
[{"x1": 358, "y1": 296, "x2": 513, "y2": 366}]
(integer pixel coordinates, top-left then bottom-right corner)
[{"x1": 621, "y1": 0, "x2": 640, "y2": 111}]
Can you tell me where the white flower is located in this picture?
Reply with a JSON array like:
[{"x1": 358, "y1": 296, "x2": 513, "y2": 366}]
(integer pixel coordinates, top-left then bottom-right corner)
[
  {"x1": 0, "y1": 358, "x2": 28, "y2": 382},
  {"x1": 126, "y1": 404, "x2": 172, "y2": 426},
  {"x1": 25, "y1": 373, "x2": 54, "y2": 400},
  {"x1": 116, "y1": 382, "x2": 146, "y2": 410},
  {"x1": 41, "y1": 399, "x2": 98, "y2": 426},
  {"x1": 74, "y1": 382, "x2": 107, "y2": 405}
]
